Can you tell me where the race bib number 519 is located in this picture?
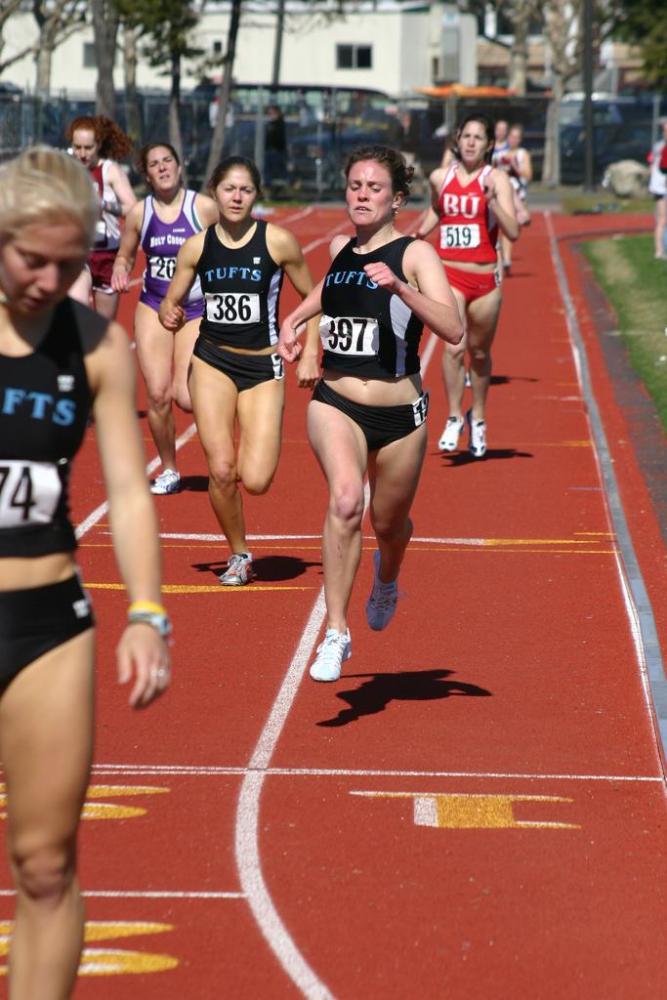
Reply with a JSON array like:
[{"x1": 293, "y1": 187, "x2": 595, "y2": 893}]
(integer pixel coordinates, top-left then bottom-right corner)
[
  {"x1": 0, "y1": 460, "x2": 62, "y2": 528},
  {"x1": 320, "y1": 315, "x2": 379, "y2": 356},
  {"x1": 440, "y1": 224, "x2": 481, "y2": 250}
]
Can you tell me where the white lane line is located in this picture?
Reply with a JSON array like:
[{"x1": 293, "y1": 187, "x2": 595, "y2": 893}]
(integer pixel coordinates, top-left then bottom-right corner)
[
  {"x1": 233, "y1": 217, "x2": 357, "y2": 1000},
  {"x1": 546, "y1": 213, "x2": 667, "y2": 768},
  {"x1": 75, "y1": 423, "x2": 198, "y2": 540},
  {"x1": 0, "y1": 889, "x2": 244, "y2": 900},
  {"x1": 92, "y1": 764, "x2": 663, "y2": 783}
]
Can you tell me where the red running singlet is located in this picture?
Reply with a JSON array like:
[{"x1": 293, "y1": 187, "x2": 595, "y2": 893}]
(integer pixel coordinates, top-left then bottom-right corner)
[{"x1": 436, "y1": 163, "x2": 498, "y2": 265}]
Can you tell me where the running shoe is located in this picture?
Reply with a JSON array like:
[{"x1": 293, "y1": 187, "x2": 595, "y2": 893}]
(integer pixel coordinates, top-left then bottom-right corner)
[
  {"x1": 310, "y1": 627, "x2": 352, "y2": 682},
  {"x1": 466, "y1": 409, "x2": 487, "y2": 459},
  {"x1": 219, "y1": 552, "x2": 254, "y2": 586},
  {"x1": 438, "y1": 416, "x2": 465, "y2": 452},
  {"x1": 366, "y1": 551, "x2": 399, "y2": 631},
  {"x1": 150, "y1": 468, "x2": 181, "y2": 495}
]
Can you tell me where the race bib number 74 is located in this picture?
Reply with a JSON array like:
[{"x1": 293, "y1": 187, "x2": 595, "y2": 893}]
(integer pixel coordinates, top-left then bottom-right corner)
[
  {"x1": 320, "y1": 315, "x2": 379, "y2": 356},
  {"x1": 0, "y1": 460, "x2": 62, "y2": 528}
]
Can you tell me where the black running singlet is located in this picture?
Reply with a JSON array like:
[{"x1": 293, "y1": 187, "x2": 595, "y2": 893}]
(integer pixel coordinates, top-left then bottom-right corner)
[
  {"x1": 196, "y1": 219, "x2": 284, "y2": 350},
  {"x1": 0, "y1": 299, "x2": 96, "y2": 557},
  {"x1": 320, "y1": 236, "x2": 423, "y2": 379}
]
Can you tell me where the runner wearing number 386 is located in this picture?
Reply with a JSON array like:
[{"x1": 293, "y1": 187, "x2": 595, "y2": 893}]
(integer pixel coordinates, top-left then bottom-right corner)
[
  {"x1": 414, "y1": 114, "x2": 518, "y2": 458},
  {"x1": 160, "y1": 156, "x2": 319, "y2": 585},
  {"x1": 278, "y1": 145, "x2": 463, "y2": 682},
  {"x1": 112, "y1": 143, "x2": 218, "y2": 495}
]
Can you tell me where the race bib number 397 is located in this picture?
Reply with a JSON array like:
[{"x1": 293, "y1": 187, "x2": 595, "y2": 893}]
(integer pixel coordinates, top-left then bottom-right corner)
[
  {"x1": 440, "y1": 224, "x2": 481, "y2": 250},
  {"x1": 320, "y1": 315, "x2": 379, "y2": 356},
  {"x1": 205, "y1": 292, "x2": 260, "y2": 325},
  {"x1": 0, "y1": 461, "x2": 62, "y2": 528}
]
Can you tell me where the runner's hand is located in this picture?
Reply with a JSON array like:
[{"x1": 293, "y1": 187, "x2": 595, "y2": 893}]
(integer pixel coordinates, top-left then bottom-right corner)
[
  {"x1": 159, "y1": 301, "x2": 185, "y2": 332},
  {"x1": 278, "y1": 319, "x2": 304, "y2": 363},
  {"x1": 363, "y1": 261, "x2": 401, "y2": 292},
  {"x1": 117, "y1": 623, "x2": 171, "y2": 708}
]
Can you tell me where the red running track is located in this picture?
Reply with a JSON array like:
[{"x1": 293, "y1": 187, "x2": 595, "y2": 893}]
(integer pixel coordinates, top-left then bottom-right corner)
[{"x1": 1, "y1": 206, "x2": 666, "y2": 999}]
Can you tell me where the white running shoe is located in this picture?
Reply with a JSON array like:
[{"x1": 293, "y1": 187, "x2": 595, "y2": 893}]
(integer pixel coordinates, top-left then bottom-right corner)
[
  {"x1": 150, "y1": 468, "x2": 181, "y2": 495},
  {"x1": 438, "y1": 416, "x2": 465, "y2": 452},
  {"x1": 310, "y1": 628, "x2": 352, "y2": 682},
  {"x1": 366, "y1": 551, "x2": 399, "y2": 631},
  {"x1": 466, "y1": 409, "x2": 487, "y2": 458},
  {"x1": 219, "y1": 552, "x2": 254, "y2": 586}
]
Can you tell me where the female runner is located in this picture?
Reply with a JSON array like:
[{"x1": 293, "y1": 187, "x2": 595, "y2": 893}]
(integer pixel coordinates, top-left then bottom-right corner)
[
  {"x1": 112, "y1": 143, "x2": 219, "y2": 495},
  {"x1": 160, "y1": 156, "x2": 319, "y2": 585},
  {"x1": 0, "y1": 147, "x2": 170, "y2": 997},
  {"x1": 278, "y1": 145, "x2": 463, "y2": 682},
  {"x1": 496, "y1": 123, "x2": 533, "y2": 273},
  {"x1": 415, "y1": 114, "x2": 518, "y2": 458},
  {"x1": 67, "y1": 115, "x2": 137, "y2": 319}
]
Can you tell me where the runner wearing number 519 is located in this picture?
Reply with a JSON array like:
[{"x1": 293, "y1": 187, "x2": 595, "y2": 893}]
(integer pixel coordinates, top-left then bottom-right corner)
[
  {"x1": 112, "y1": 143, "x2": 218, "y2": 495},
  {"x1": 160, "y1": 156, "x2": 319, "y2": 586},
  {"x1": 413, "y1": 114, "x2": 518, "y2": 458}
]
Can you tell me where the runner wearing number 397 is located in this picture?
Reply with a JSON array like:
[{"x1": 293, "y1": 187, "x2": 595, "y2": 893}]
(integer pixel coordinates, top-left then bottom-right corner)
[
  {"x1": 278, "y1": 145, "x2": 463, "y2": 682},
  {"x1": 160, "y1": 156, "x2": 319, "y2": 585},
  {"x1": 413, "y1": 114, "x2": 518, "y2": 458},
  {"x1": 112, "y1": 143, "x2": 218, "y2": 495}
]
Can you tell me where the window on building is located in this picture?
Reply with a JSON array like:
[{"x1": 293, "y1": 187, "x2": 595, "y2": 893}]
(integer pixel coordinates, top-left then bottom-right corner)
[
  {"x1": 213, "y1": 40, "x2": 223, "y2": 55},
  {"x1": 336, "y1": 44, "x2": 372, "y2": 70},
  {"x1": 83, "y1": 42, "x2": 96, "y2": 68}
]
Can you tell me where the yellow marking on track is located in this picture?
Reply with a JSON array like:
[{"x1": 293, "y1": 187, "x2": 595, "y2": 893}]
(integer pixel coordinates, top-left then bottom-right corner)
[
  {"x1": 540, "y1": 440, "x2": 591, "y2": 447},
  {"x1": 0, "y1": 920, "x2": 178, "y2": 975},
  {"x1": 352, "y1": 791, "x2": 579, "y2": 829},
  {"x1": 0, "y1": 784, "x2": 169, "y2": 823}
]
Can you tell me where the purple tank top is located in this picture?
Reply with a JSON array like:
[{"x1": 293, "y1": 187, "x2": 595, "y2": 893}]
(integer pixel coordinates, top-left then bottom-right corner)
[{"x1": 140, "y1": 189, "x2": 203, "y2": 319}]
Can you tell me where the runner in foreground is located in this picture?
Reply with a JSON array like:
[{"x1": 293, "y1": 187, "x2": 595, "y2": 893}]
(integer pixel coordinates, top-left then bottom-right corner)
[
  {"x1": 415, "y1": 113, "x2": 518, "y2": 458},
  {"x1": 160, "y1": 156, "x2": 319, "y2": 585},
  {"x1": 112, "y1": 142, "x2": 218, "y2": 495},
  {"x1": 278, "y1": 145, "x2": 463, "y2": 682},
  {"x1": 0, "y1": 147, "x2": 170, "y2": 997}
]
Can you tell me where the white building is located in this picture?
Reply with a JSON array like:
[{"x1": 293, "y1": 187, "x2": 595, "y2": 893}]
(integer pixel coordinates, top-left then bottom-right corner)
[{"x1": 1, "y1": 1, "x2": 477, "y2": 99}]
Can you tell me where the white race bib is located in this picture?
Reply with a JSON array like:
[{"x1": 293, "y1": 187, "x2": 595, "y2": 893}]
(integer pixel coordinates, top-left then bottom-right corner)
[
  {"x1": 205, "y1": 292, "x2": 260, "y2": 325},
  {"x1": 94, "y1": 218, "x2": 108, "y2": 248},
  {"x1": 148, "y1": 255, "x2": 176, "y2": 281},
  {"x1": 440, "y1": 224, "x2": 481, "y2": 251},
  {"x1": 320, "y1": 315, "x2": 379, "y2": 356},
  {"x1": 0, "y1": 460, "x2": 62, "y2": 528}
]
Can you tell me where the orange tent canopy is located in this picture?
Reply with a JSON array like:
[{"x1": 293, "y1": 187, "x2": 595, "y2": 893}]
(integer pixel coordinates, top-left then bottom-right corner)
[{"x1": 415, "y1": 84, "x2": 515, "y2": 98}]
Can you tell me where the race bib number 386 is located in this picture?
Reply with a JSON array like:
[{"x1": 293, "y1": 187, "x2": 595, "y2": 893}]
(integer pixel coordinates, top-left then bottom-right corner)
[
  {"x1": 320, "y1": 315, "x2": 379, "y2": 356},
  {"x1": 205, "y1": 292, "x2": 260, "y2": 325},
  {"x1": 440, "y1": 224, "x2": 481, "y2": 250},
  {"x1": 0, "y1": 460, "x2": 62, "y2": 528}
]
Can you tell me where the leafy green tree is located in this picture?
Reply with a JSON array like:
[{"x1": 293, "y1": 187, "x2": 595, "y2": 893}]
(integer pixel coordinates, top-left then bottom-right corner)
[
  {"x1": 114, "y1": 0, "x2": 203, "y2": 164},
  {"x1": 611, "y1": 0, "x2": 667, "y2": 86}
]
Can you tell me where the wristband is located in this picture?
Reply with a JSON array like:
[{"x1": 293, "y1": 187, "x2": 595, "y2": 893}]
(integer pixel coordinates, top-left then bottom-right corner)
[
  {"x1": 128, "y1": 600, "x2": 167, "y2": 616},
  {"x1": 128, "y1": 607, "x2": 172, "y2": 638}
]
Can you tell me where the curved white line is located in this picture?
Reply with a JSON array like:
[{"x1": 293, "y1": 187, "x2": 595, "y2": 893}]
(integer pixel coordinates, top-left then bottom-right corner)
[{"x1": 234, "y1": 319, "x2": 440, "y2": 996}]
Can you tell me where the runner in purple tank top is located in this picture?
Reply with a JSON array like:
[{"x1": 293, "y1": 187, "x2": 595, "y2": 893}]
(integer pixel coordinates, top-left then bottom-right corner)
[{"x1": 112, "y1": 143, "x2": 218, "y2": 494}]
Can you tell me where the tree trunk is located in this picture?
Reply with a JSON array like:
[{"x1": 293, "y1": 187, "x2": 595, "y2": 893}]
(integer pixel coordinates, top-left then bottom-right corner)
[
  {"x1": 204, "y1": 0, "x2": 243, "y2": 188},
  {"x1": 34, "y1": 43, "x2": 52, "y2": 97},
  {"x1": 91, "y1": 0, "x2": 120, "y2": 118},
  {"x1": 169, "y1": 50, "x2": 186, "y2": 182},
  {"x1": 508, "y1": 6, "x2": 530, "y2": 96},
  {"x1": 123, "y1": 22, "x2": 143, "y2": 146},
  {"x1": 542, "y1": 72, "x2": 564, "y2": 187}
]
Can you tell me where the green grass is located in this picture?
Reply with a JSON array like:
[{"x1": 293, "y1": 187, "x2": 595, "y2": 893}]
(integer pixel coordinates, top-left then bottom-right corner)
[
  {"x1": 581, "y1": 234, "x2": 667, "y2": 430},
  {"x1": 562, "y1": 190, "x2": 654, "y2": 215}
]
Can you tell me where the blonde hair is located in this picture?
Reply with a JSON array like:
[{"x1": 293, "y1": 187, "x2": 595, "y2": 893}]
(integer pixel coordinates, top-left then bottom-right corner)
[{"x1": 0, "y1": 146, "x2": 99, "y2": 248}]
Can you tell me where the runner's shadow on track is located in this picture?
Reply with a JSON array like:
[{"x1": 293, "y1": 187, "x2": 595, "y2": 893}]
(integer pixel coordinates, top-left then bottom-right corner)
[
  {"x1": 178, "y1": 475, "x2": 210, "y2": 492},
  {"x1": 191, "y1": 555, "x2": 318, "y2": 581},
  {"x1": 489, "y1": 374, "x2": 539, "y2": 385},
  {"x1": 439, "y1": 448, "x2": 533, "y2": 465},
  {"x1": 317, "y1": 668, "x2": 491, "y2": 727}
]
